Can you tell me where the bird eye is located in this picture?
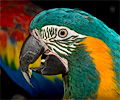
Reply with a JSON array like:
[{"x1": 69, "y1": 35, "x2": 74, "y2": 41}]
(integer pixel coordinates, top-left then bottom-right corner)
[{"x1": 58, "y1": 29, "x2": 68, "y2": 38}]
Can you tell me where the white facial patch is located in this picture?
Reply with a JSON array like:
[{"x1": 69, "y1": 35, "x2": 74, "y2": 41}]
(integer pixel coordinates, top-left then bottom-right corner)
[
  {"x1": 38, "y1": 25, "x2": 87, "y2": 56},
  {"x1": 41, "y1": 25, "x2": 86, "y2": 41}
]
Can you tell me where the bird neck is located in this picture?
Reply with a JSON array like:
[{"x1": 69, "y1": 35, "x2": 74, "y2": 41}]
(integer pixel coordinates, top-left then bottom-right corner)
[
  {"x1": 63, "y1": 36, "x2": 120, "y2": 99},
  {"x1": 64, "y1": 40, "x2": 99, "y2": 99}
]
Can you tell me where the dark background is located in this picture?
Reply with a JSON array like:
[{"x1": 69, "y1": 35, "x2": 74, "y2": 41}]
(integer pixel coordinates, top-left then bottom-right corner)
[{"x1": 1, "y1": 0, "x2": 120, "y2": 100}]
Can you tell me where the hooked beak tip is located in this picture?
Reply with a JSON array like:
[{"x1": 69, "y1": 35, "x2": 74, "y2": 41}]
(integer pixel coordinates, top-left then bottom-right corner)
[{"x1": 21, "y1": 69, "x2": 34, "y2": 88}]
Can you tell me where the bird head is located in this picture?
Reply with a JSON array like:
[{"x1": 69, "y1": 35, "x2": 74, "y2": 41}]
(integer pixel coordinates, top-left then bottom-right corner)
[
  {"x1": 19, "y1": 8, "x2": 120, "y2": 99},
  {"x1": 19, "y1": 8, "x2": 89, "y2": 86},
  {"x1": 19, "y1": 8, "x2": 102, "y2": 86}
]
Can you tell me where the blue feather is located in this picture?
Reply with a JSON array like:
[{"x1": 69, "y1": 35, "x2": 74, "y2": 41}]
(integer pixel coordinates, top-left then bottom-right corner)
[{"x1": 0, "y1": 57, "x2": 63, "y2": 98}]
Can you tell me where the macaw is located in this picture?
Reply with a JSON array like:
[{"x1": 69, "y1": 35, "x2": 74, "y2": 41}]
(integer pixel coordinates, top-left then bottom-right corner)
[
  {"x1": 19, "y1": 8, "x2": 120, "y2": 100},
  {"x1": 0, "y1": 1, "x2": 63, "y2": 99}
]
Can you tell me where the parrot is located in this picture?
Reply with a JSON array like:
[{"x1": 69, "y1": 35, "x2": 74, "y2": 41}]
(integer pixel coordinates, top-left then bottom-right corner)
[
  {"x1": 19, "y1": 8, "x2": 120, "y2": 100},
  {"x1": 0, "y1": 1, "x2": 64, "y2": 99}
]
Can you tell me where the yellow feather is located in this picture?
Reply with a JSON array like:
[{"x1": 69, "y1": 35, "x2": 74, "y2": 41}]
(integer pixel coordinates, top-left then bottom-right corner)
[
  {"x1": 6, "y1": 41, "x2": 14, "y2": 66},
  {"x1": 80, "y1": 36, "x2": 120, "y2": 99},
  {"x1": 14, "y1": 45, "x2": 20, "y2": 70}
]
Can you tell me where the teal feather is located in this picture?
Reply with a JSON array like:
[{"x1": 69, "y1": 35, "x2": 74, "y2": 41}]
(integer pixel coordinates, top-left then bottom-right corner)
[
  {"x1": 66, "y1": 43, "x2": 100, "y2": 99},
  {"x1": 30, "y1": 8, "x2": 120, "y2": 98}
]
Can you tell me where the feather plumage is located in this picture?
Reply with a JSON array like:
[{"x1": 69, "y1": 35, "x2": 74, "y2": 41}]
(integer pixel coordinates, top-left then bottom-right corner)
[
  {"x1": 0, "y1": 2, "x2": 63, "y2": 99},
  {"x1": 29, "y1": 8, "x2": 120, "y2": 99}
]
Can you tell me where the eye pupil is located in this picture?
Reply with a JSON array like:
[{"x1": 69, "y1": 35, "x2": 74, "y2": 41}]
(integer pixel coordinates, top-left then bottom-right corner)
[{"x1": 60, "y1": 31, "x2": 65, "y2": 35}]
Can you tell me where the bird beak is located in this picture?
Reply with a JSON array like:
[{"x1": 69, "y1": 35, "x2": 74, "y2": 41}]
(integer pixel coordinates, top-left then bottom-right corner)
[
  {"x1": 19, "y1": 34, "x2": 44, "y2": 87},
  {"x1": 19, "y1": 30, "x2": 68, "y2": 87}
]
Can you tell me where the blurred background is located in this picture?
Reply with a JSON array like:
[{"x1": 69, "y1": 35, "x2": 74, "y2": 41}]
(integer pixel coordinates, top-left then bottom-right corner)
[{"x1": 0, "y1": 0, "x2": 119, "y2": 100}]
